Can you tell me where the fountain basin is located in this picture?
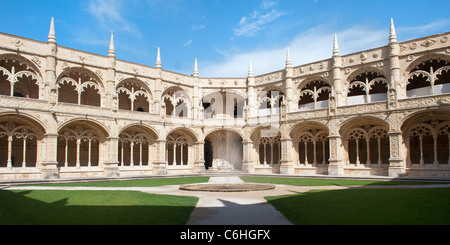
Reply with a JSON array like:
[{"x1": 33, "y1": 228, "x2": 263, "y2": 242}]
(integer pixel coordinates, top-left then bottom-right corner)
[{"x1": 179, "y1": 183, "x2": 276, "y2": 192}]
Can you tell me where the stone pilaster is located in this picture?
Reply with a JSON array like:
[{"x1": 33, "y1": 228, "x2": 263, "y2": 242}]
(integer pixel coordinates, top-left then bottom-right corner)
[
  {"x1": 193, "y1": 141, "x2": 205, "y2": 173},
  {"x1": 327, "y1": 134, "x2": 344, "y2": 175},
  {"x1": 40, "y1": 133, "x2": 59, "y2": 179},
  {"x1": 242, "y1": 139, "x2": 255, "y2": 173},
  {"x1": 103, "y1": 136, "x2": 119, "y2": 177},
  {"x1": 153, "y1": 139, "x2": 167, "y2": 175}
]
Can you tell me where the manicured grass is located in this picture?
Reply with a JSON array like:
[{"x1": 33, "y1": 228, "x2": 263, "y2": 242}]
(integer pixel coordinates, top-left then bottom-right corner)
[
  {"x1": 265, "y1": 188, "x2": 450, "y2": 225},
  {"x1": 240, "y1": 176, "x2": 434, "y2": 186},
  {"x1": 33, "y1": 176, "x2": 210, "y2": 187},
  {"x1": 0, "y1": 190, "x2": 198, "y2": 225}
]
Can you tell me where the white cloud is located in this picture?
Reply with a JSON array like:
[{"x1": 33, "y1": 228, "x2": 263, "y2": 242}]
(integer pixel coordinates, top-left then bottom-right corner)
[
  {"x1": 183, "y1": 39, "x2": 193, "y2": 47},
  {"x1": 88, "y1": 0, "x2": 141, "y2": 36},
  {"x1": 397, "y1": 19, "x2": 450, "y2": 38},
  {"x1": 233, "y1": 1, "x2": 285, "y2": 37},
  {"x1": 192, "y1": 24, "x2": 206, "y2": 30},
  {"x1": 201, "y1": 24, "x2": 387, "y2": 77}
]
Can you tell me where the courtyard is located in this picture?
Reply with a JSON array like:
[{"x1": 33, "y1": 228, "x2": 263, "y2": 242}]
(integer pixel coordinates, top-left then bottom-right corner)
[{"x1": 1, "y1": 174, "x2": 449, "y2": 226}]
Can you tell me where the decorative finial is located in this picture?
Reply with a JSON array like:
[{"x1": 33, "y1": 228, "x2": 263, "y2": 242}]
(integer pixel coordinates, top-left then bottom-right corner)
[
  {"x1": 286, "y1": 47, "x2": 292, "y2": 67},
  {"x1": 108, "y1": 31, "x2": 115, "y2": 57},
  {"x1": 48, "y1": 17, "x2": 56, "y2": 43},
  {"x1": 389, "y1": 18, "x2": 397, "y2": 43},
  {"x1": 156, "y1": 47, "x2": 161, "y2": 68},
  {"x1": 248, "y1": 60, "x2": 253, "y2": 77},
  {"x1": 193, "y1": 58, "x2": 198, "y2": 77},
  {"x1": 333, "y1": 33, "x2": 340, "y2": 56}
]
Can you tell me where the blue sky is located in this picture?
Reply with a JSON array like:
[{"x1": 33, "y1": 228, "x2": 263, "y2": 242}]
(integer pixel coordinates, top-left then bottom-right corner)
[{"x1": 2, "y1": 0, "x2": 450, "y2": 77}]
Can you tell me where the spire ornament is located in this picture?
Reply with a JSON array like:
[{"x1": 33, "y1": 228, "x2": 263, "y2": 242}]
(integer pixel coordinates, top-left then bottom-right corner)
[
  {"x1": 193, "y1": 58, "x2": 198, "y2": 77},
  {"x1": 108, "y1": 31, "x2": 115, "y2": 57},
  {"x1": 286, "y1": 47, "x2": 292, "y2": 67},
  {"x1": 389, "y1": 18, "x2": 397, "y2": 43},
  {"x1": 156, "y1": 47, "x2": 161, "y2": 68},
  {"x1": 248, "y1": 60, "x2": 253, "y2": 77},
  {"x1": 333, "y1": 33, "x2": 340, "y2": 56},
  {"x1": 48, "y1": 17, "x2": 56, "y2": 43}
]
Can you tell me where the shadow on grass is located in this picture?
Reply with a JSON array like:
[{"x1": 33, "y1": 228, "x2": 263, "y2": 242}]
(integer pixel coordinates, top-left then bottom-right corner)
[{"x1": 0, "y1": 190, "x2": 198, "y2": 225}]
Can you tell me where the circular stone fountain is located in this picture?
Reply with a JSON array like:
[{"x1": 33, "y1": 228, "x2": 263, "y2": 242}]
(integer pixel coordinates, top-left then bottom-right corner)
[{"x1": 179, "y1": 183, "x2": 276, "y2": 192}]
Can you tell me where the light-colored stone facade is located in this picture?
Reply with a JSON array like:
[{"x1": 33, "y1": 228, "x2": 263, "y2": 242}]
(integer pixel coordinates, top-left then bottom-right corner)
[{"x1": 1, "y1": 18, "x2": 450, "y2": 180}]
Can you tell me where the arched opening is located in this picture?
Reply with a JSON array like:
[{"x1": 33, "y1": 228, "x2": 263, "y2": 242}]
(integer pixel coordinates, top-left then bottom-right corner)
[
  {"x1": 298, "y1": 79, "x2": 331, "y2": 111},
  {"x1": 57, "y1": 120, "x2": 108, "y2": 168},
  {"x1": 201, "y1": 91, "x2": 245, "y2": 119},
  {"x1": 57, "y1": 69, "x2": 103, "y2": 107},
  {"x1": 402, "y1": 111, "x2": 450, "y2": 168},
  {"x1": 166, "y1": 129, "x2": 197, "y2": 166},
  {"x1": 204, "y1": 130, "x2": 243, "y2": 171},
  {"x1": 258, "y1": 88, "x2": 284, "y2": 116},
  {"x1": 118, "y1": 126, "x2": 157, "y2": 167},
  {"x1": 117, "y1": 80, "x2": 152, "y2": 112},
  {"x1": 347, "y1": 70, "x2": 388, "y2": 105},
  {"x1": 0, "y1": 57, "x2": 40, "y2": 99},
  {"x1": 407, "y1": 58, "x2": 450, "y2": 97},
  {"x1": 341, "y1": 118, "x2": 390, "y2": 168},
  {"x1": 162, "y1": 88, "x2": 189, "y2": 117}
]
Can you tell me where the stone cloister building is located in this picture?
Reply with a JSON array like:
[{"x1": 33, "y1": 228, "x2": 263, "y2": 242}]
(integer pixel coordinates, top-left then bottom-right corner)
[{"x1": 1, "y1": 18, "x2": 450, "y2": 180}]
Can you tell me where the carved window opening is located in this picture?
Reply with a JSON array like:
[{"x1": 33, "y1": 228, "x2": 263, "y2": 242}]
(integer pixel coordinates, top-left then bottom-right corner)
[
  {"x1": 407, "y1": 59, "x2": 450, "y2": 97},
  {"x1": 201, "y1": 92, "x2": 245, "y2": 119},
  {"x1": 118, "y1": 131, "x2": 151, "y2": 167},
  {"x1": 166, "y1": 134, "x2": 189, "y2": 166},
  {"x1": 347, "y1": 71, "x2": 388, "y2": 105},
  {"x1": 162, "y1": 88, "x2": 189, "y2": 117},
  {"x1": 117, "y1": 80, "x2": 151, "y2": 112},
  {"x1": 57, "y1": 126, "x2": 101, "y2": 168},
  {"x1": 57, "y1": 70, "x2": 102, "y2": 106},
  {"x1": 407, "y1": 121, "x2": 450, "y2": 167},
  {"x1": 0, "y1": 122, "x2": 38, "y2": 168},
  {"x1": 298, "y1": 80, "x2": 331, "y2": 111},
  {"x1": 297, "y1": 130, "x2": 329, "y2": 166},
  {"x1": 0, "y1": 58, "x2": 40, "y2": 99},
  {"x1": 345, "y1": 125, "x2": 389, "y2": 167},
  {"x1": 258, "y1": 134, "x2": 281, "y2": 165},
  {"x1": 258, "y1": 89, "x2": 284, "y2": 116}
]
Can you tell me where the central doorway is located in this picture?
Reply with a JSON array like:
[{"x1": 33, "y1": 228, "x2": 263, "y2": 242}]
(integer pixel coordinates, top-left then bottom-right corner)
[{"x1": 204, "y1": 130, "x2": 243, "y2": 171}]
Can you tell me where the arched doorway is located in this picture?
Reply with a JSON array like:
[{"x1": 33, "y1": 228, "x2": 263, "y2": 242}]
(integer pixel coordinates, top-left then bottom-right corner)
[{"x1": 204, "y1": 130, "x2": 243, "y2": 171}]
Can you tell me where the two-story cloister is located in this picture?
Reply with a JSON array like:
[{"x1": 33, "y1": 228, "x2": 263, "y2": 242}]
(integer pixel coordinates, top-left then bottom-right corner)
[{"x1": 1, "y1": 18, "x2": 450, "y2": 180}]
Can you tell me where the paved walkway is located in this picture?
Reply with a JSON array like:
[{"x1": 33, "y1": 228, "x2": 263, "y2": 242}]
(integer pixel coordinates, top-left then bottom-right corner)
[{"x1": 4, "y1": 176, "x2": 450, "y2": 225}]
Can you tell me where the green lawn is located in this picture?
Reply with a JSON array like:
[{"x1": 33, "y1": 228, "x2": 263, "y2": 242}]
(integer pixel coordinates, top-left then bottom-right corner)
[
  {"x1": 0, "y1": 190, "x2": 198, "y2": 225},
  {"x1": 0, "y1": 177, "x2": 210, "y2": 225},
  {"x1": 240, "y1": 176, "x2": 434, "y2": 186},
  {"x1": 265, "y1": 188, "x2": 450, "y2": 225},
  {"x1": 33, "y1": 176, "x2": 210, "y2": 187},
  {"x1": 242, "y1": 176, "x2": 450, "y2": 225}
]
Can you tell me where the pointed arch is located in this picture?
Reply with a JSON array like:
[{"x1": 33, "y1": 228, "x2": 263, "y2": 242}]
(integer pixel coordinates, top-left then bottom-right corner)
[
  {"x1": 0, "y1": 54, "x2": 42, "y2": 98},
  {"x1": 116, "y1": 78, "x2": 153, "y2": 112},
  {"x1": 162, "y1": 86, "x2": 191, "y2": 117},
  {"x1": 346, "y1": 67, "x2": 389, "y2": 105},
  {"x1": 57, "y1": 67, "x2": 105, "y2": 107}
]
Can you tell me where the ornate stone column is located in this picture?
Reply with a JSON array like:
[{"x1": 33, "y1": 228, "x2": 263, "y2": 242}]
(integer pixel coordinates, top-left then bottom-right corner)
[
  {"x1": 327, "y1": 134, "x2": 344, "y2": 175},
  {"x1": 153, "y1": 138, "x2": 167, "y2": 175},
  {"x1": 40, "y1": 133, "x2": 59, "y2": 179},
  {"x1": 193, "y1": 140, "x2": 205, "y2": 173},
  {"x1": 388, "y1": 131, "x2": 406, "y2": 177},
  {"x1": 103, "y1": 136, "x2": 120, "y2": 177},
  {"x1": 242, "y1": 138, "x2": 255, "y2": 173},
  {"x1": 327, "y1": 118, "x2": 344, "y2": 175},
  {"x1": 387, "y1": 111, "x2": 406, "y2": 177},
  {"x1": 279, "y1": 123, "x2": 294, "y2": 174}
]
